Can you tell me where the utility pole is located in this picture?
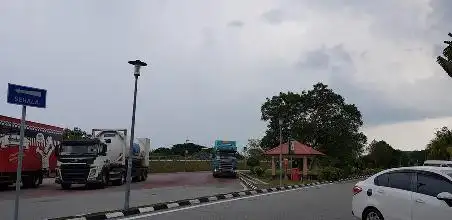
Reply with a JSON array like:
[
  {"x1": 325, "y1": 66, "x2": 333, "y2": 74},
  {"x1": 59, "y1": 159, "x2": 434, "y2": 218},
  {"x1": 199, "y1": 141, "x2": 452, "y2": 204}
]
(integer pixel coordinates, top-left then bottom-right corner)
[{"x1": 278, "y1": 118, "x2": 283, "y2": 187}]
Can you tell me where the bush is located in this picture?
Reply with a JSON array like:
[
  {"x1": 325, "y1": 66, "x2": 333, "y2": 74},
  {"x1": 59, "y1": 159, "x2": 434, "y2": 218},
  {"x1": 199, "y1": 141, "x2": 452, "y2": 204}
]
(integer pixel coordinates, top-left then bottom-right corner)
[
  {"x1": 318, "y1": 166, "x2": 344, "y2": 181},
  {"x1": 247, "y1": 156, "x2": 260, "y2": 168},
  {"x1": 251, "y1": 166, "x2": 265, "y2": 177},
  {"x1": 360, "y1": 168, "x2": 383, "y2": 176}
]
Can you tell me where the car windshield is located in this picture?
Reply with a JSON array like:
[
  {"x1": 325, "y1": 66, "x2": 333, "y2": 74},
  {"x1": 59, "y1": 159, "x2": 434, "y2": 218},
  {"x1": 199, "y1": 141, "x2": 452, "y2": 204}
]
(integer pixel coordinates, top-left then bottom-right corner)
[{"x1": 60, "y1": 145, "x2": 102, "y2": 156}]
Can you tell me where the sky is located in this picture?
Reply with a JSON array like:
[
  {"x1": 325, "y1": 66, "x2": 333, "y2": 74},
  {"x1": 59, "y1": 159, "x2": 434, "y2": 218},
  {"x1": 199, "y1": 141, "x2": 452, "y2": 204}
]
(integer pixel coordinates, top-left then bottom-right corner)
[{"x1": 1, "y1": 0, "x2": 452, "y2": 151}]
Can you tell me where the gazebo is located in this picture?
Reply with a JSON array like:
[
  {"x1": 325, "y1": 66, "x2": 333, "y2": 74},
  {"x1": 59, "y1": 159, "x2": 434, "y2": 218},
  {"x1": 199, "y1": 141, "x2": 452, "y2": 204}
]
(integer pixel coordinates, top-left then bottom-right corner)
[{"x1": 264, "y1": 140, "x2": 325, "y2": 179}]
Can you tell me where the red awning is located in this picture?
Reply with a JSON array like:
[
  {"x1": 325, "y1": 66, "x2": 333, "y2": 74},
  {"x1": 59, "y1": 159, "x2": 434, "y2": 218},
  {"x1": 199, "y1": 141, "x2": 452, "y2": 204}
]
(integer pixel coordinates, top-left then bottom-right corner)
[{"x1": 264, "y1": 140, "x2": 325, "y2": 156}]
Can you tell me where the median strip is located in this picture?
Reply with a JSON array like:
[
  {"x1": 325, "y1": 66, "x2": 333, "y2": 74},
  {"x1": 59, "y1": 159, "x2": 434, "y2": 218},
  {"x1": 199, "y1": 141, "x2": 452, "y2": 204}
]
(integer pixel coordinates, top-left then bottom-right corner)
[{"x1": 45, "y1": 175, "x2": 370, "y2": 220}]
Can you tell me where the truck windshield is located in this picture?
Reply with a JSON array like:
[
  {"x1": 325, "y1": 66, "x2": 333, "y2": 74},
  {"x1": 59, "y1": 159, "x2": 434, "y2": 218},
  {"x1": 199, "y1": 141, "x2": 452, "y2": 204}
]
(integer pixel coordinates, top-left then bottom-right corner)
[{"x1": 60, "y1": 145, "x2": 102, "y2": 156}]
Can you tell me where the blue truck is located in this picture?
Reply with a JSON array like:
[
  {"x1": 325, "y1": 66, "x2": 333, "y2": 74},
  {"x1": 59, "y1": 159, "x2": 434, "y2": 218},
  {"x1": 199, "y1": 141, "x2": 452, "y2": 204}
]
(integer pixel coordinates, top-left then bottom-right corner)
[{"x1": 212, "y1": 140, "x2": 238, "y2": 178}]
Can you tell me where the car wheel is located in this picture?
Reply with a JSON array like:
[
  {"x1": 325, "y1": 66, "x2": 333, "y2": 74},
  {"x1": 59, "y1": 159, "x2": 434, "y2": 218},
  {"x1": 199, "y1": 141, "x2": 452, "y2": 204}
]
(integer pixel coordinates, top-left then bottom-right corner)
[{"x1": 363, "y1": 207, "x2": 384, "y2": 220}]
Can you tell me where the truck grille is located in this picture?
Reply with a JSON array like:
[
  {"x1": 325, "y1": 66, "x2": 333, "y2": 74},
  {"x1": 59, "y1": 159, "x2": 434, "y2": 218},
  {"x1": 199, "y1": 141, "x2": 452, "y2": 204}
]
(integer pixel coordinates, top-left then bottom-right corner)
[
  {"x1": 60, "y1": 164, "x2": 90, "y2": 182},
  {"x1": 219, "y1": 156, "x2": 234, "y2": 171}
]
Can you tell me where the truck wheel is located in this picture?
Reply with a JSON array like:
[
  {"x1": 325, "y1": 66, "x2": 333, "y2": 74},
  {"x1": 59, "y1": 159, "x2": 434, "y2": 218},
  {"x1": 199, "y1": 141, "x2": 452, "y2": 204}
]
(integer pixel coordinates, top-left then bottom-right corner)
[
  {"x1": 0, "y1": 183, "x2": 8, "y2": 190},
  {"x1": 142, "y1": 170, "x2": 148, "y2": 181},
  {"x1": 23, "y1": 176, "x2": 40, "y2": 188},
  {"x1": 99, "y1": 171, "x2": 108, "y2": 189},
  {"x1": 112, "y1": 172, "x2": 125, "y2": 186},
  {"x1": 30, "y1": 175, "x2": 40, "y2": 188},
  {"x1": 61, "y1": 183, "x2": 71, "y2": 190}
]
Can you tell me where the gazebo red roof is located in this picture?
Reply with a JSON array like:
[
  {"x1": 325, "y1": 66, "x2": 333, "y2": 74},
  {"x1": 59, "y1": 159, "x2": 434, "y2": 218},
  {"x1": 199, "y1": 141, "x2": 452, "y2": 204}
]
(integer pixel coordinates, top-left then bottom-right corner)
[{"x1": 264, "y1": 141, "x2": 325, "y2": 156}]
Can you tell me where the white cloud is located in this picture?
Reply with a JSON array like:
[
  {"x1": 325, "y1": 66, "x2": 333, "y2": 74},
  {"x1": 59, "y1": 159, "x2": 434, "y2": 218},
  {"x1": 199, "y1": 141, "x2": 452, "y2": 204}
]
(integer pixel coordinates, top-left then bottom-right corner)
[
  {"x1": 1, "y1": 0, "x2": 451, "y2": 150},
  {"x1": 363, "y1": 116, "x2": 452, "y2": 151}
]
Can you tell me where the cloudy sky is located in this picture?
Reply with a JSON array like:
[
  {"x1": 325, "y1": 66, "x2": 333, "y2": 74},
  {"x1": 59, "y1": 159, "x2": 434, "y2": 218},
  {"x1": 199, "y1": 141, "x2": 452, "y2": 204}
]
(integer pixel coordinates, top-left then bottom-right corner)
[{"x1": 1, "y1": 0, "x2": 452, "y2": 151}]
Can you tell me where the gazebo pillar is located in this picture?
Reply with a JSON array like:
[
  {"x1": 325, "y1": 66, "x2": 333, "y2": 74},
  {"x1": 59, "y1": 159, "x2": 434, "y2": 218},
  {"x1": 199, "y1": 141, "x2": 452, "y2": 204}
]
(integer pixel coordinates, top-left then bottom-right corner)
[
  {"x1": 303, "y1": 156, "x2": 308, "y2": 178},
  {"x1": 271, "y1": 156, "x2": 276, "y2": 177}
]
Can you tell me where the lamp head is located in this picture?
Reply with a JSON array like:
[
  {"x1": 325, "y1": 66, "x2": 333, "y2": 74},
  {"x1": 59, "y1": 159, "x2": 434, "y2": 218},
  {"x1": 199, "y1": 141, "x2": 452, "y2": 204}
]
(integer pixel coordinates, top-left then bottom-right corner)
[{"x1": 128, "y1": 60, "x2": 147, "y2": 77}]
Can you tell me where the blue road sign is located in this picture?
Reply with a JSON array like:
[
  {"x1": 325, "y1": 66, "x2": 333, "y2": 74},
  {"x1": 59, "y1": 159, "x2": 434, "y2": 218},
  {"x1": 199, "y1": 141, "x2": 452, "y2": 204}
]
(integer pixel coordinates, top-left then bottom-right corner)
[{"x1": 7, "y1": 83, "x2": 47, "y2": 108}]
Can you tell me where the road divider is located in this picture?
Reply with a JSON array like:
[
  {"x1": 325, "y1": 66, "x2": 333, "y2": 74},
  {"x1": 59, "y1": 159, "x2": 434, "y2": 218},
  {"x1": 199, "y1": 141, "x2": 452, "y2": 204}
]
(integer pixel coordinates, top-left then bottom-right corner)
[{"x1": 45, "y1": 175, "x2": 371, "y2": 220}]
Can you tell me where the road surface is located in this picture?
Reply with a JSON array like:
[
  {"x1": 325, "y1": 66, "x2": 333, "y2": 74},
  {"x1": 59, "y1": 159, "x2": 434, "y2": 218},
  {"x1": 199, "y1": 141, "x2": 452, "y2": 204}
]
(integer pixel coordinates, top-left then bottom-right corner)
[
  {"x1": 0, "y1": 172, "x2": 242, "y2": 220},
  {"x1": 118, "y1": 180, "x2": 357, "y2": 220}
]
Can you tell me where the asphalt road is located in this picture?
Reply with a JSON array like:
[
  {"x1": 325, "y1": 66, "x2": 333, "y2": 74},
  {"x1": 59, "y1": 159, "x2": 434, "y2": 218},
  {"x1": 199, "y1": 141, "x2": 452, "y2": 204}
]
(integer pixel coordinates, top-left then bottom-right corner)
[
  {"x1": 0, "y1": 172, "x2": 243, "y2": 220},
  {"x1": 118, "y1": 180, "x2": 358, "y2": 220}
]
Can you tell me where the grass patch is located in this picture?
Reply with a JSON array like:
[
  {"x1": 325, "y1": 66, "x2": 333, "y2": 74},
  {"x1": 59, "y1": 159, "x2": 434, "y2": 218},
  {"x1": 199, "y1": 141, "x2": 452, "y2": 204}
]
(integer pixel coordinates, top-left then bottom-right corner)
[
  {"x1": 246, "y1": 169, "x2": 312, "y2": 187},
  {"x1": 149, "y1": 160, "x2": 271, "y2": 173}
]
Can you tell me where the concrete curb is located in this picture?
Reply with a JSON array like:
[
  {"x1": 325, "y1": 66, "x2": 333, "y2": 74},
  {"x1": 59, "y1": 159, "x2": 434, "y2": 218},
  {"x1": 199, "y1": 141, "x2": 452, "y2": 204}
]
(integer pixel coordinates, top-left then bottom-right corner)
[{"x1": 46, "y1": 175, "x2": 371, "y2": 220}]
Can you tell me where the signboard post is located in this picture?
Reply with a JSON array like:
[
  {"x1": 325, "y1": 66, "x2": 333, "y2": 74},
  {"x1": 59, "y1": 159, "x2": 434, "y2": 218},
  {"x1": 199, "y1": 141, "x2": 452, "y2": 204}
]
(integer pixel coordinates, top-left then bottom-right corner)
[{"x1": 7, "y1": 83, "x2": 47, "y2": 220}]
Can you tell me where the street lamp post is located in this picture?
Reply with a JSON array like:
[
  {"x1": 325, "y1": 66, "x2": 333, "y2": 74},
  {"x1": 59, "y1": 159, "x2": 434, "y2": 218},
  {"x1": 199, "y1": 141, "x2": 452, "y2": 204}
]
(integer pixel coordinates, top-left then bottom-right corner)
[
  {"x1": 124, "y1": 59, "x2": 147, "y2": 210},
  {"x1": 278, "y1": 118, "x2": 283, "y2": 187},
  {"x1": 185, "y1": 138, "x2": 189, "y2": 172},
  {"x1": 243, "y1": 147, "x2": 248, "y2": 170}
]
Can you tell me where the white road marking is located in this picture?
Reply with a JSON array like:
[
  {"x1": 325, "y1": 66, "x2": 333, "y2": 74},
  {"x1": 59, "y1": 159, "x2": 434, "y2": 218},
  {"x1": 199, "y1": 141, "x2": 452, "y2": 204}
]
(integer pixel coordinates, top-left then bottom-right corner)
[
  {"x1": 239, "y1": 181, "x2": 248, "y2": 190},
  {"x1": 117, "y1": 183, "x2": 329, "y2": 220},
  {"x1": 241, "y1": 173, "x2": 269, "y2": 185}
]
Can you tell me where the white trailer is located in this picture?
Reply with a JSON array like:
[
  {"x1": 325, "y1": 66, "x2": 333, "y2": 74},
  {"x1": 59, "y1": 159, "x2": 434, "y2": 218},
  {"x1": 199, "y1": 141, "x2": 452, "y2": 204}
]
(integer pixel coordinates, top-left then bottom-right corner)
[{"x1": 55, "y1": 129, "x2": 150, "y2": 189}]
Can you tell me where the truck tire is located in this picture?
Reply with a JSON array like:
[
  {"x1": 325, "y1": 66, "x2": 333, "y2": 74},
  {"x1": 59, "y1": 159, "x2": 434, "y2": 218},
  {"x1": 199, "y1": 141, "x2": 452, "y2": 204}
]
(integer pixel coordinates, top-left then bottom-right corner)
[
  {"x1": 141, "y1": 170, "x2": 148, "y2": 181},
  {"x1": 0, "y1": 183, "x2": 8, "y2": 190},
  {"x1": 112, "y1": 172, "x2": 125, "y2": 186},
  {"x1": 61, "y1": 183, "x2": 71, "y2": 190},
  {"x1": 23, "y1": 175, "x2": 40, "y2": 188},
  {"x1": 99, "y1": 171, "x2": 108, "y2": 189}
]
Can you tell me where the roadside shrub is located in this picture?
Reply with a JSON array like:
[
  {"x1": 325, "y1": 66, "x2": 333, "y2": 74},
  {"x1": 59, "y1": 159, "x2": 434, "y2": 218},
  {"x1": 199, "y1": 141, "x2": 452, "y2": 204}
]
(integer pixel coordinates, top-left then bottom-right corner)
[
  {"x1": 361, "y1": 168, "x2": 383, "y2": 176},
  {"x1": 252, "y1": 166, "x2": 265, "y2": 177},
  {"x1": 318, "y1": 166, "x2": 344, "y2": 181},
  {"x1": 247, "y1": 156, "x2": 260, "y2": 168}
]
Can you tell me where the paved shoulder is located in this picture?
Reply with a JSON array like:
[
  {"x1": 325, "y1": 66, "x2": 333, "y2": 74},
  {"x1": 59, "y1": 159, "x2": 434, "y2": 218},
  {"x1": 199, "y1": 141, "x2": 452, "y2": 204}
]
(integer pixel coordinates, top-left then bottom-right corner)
[{"x1": 122, "y1": 181, "x2": 357, "y2": 220}]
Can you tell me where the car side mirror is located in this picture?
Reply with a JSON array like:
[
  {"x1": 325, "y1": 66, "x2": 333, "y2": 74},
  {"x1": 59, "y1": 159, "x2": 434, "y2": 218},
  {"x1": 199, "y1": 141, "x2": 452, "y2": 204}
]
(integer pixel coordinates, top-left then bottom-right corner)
[{"x1": 437, "y1": 192, "x2": 452, "y2": 201}]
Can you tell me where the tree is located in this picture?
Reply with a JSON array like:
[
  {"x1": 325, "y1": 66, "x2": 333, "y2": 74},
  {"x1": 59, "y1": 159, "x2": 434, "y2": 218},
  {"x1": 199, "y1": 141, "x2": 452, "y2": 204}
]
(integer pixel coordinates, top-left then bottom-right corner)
[
  {"x1": 426, "y1": 126, "x2": 452, "y2": 160},
  {"x1": 171, "y1": 142, "x2": 205, "y2": 156},
  {"x1": 62, "y1": 127, "x2": 91, "y2": 140},
  {"x1": 437, "y1": 33, "x2": 452, "y2": 77},
  {"x1": 260, "y1": 83, "x2": 367, "y2": 167},
  {"x1": 245, "y1": 138, "x2": 265, "y2": 160},
  {"x1": 367, "y1": 140, "x2": 395, "y2": 168}
]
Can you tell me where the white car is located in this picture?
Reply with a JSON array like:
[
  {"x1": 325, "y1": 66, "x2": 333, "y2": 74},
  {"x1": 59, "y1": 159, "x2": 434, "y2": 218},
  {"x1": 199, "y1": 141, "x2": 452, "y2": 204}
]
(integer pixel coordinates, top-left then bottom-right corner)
[{"x1": 352, "y1": 166, "x2": 452, "y2": 220}]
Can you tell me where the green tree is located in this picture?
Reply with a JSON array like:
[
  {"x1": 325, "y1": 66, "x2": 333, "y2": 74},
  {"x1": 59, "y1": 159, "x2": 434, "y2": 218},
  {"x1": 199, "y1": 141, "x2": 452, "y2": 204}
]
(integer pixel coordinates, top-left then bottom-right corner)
[
  {"x1": 62, "y1": 127, "x2": 91, "y2": 140},
  {"x1": 437, "y1": 33, "x2": 452, "y2": 77},
  {"x1": 171, "y1": 143, "x2": 205, "y2": 156},
  {"x1": 367, "y1": 140, "x2": 395, "y2": 168},
  {"x1": 426, "y1": 126, "x2": 452, "y2": 160},
  {"x1": 245, "y1": 138, "x2": 265, "y2": 160},
  {"x1": 260, "y1": 83, "x2": 367, "y2": 168}
]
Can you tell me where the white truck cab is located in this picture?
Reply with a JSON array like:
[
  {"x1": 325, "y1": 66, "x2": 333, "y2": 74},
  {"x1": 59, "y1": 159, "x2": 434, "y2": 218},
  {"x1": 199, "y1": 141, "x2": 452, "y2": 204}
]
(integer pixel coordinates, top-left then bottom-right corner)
[{"x1": 55, "y1": 129, "x2": 150, "y2": 189}]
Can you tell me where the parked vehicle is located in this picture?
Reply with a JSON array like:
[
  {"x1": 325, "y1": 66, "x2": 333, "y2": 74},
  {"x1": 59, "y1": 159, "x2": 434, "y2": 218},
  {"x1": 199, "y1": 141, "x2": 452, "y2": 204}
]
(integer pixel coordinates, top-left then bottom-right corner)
[
  {"x1": 0, "y1": 115, "x2": 63, "y2": 189},
  {"x1": 352, "y1": 166, "x2": 452, "y2": 220},
  {"x1": 212, "y1": 140, "x2": 237, "y2": 178},
  {"x1": 423, "y1": 160, "x2": 452, "y2": 167},
  {"x1": 55, "y1": 129, "x2": 150, "y2": 189}
]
